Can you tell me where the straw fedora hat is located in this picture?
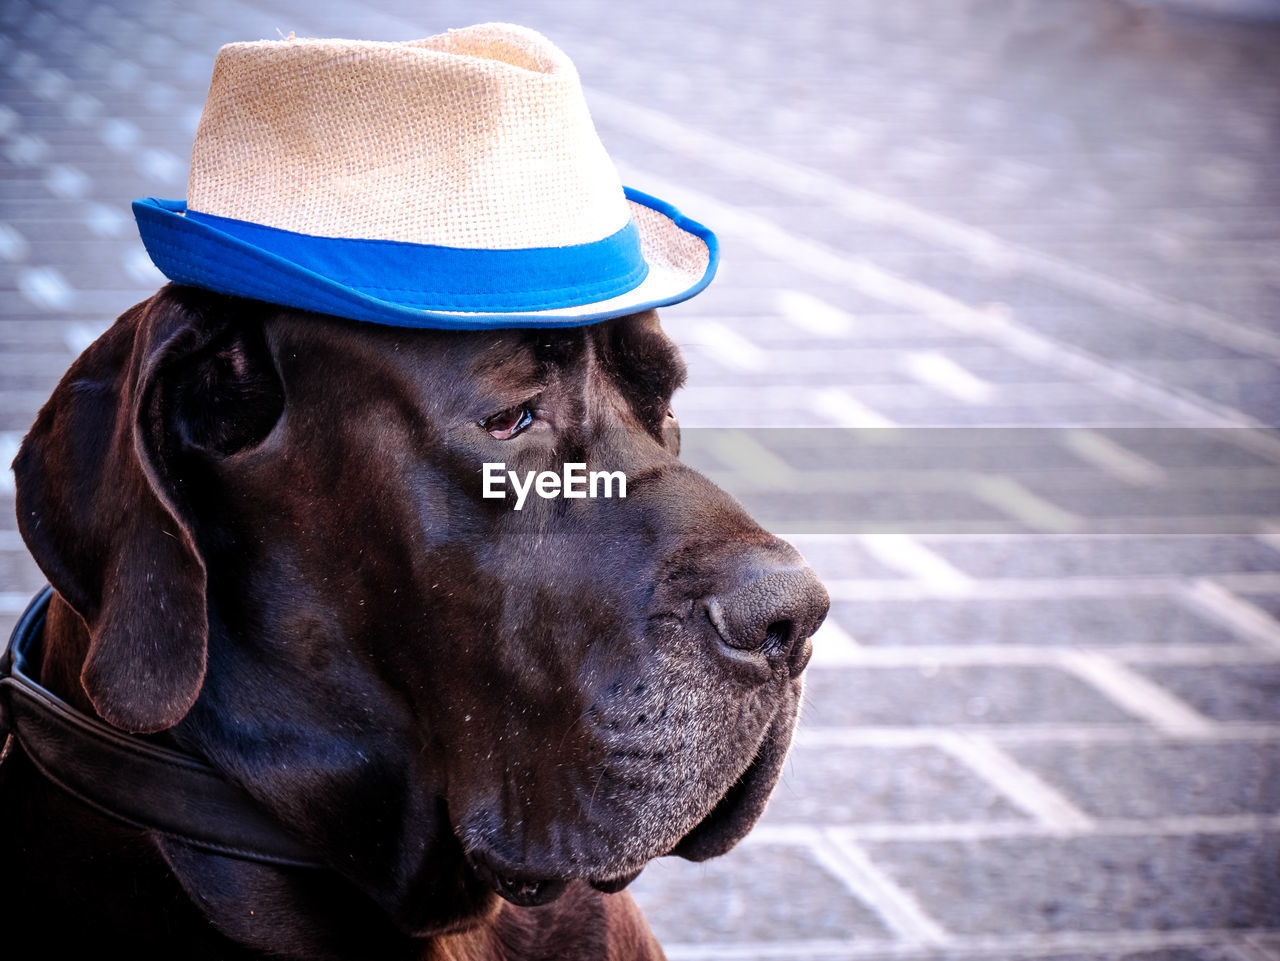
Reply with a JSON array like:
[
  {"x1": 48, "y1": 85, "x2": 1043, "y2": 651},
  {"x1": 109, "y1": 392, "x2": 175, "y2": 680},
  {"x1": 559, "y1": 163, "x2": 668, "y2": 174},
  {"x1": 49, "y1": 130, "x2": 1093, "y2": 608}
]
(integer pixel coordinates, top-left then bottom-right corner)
[{"x1": 133, "y1": 24, "x2": 717, "y2": 329}]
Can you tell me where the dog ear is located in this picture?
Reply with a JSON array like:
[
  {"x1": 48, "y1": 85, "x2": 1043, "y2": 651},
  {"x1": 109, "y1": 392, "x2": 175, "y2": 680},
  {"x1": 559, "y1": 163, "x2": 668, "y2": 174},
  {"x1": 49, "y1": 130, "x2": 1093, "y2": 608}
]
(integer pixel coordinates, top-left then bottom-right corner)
[{"x1": 13, "y1": 286, "x2": 282, "y2": 733}]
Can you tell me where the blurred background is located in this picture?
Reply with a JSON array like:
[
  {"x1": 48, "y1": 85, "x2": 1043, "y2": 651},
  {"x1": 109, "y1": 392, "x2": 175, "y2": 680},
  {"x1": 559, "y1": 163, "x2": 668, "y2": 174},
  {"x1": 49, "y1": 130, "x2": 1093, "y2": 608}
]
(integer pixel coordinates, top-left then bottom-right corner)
[{"x1": 3, "y1": 0, "x2": 1280, "y2": 958}]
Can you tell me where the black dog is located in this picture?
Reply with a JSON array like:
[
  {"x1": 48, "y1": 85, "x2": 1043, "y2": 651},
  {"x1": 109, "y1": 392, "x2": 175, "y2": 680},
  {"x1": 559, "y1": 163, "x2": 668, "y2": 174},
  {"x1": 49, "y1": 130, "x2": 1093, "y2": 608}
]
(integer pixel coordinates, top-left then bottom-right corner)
[{"x1": 0, "y1": 285, "x2": 828, "y2": 959}]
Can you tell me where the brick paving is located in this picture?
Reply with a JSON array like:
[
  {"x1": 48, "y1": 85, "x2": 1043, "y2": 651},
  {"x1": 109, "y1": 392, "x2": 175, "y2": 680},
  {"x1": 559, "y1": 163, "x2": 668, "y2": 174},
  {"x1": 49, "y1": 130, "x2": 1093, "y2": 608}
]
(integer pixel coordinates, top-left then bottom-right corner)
[{"x1": 2, "y1": 1, "x2": 1279, "y2": 958}]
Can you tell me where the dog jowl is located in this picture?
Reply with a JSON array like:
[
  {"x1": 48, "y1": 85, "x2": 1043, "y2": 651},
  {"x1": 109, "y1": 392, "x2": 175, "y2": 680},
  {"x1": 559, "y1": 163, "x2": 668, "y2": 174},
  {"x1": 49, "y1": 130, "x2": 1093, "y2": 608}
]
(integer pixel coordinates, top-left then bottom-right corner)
[{"x1": 3, "y1": 287, "x2": 828, "y2": 959}]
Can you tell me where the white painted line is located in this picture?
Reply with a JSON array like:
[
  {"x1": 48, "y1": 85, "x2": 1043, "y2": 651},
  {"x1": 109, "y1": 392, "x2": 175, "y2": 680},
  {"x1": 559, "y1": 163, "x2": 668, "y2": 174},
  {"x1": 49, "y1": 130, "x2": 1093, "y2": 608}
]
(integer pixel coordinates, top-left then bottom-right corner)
[
  {"x1": 64, "y1": 92, "x2": 100, "y2": 124},
  {"x1": 3, "y1": 133, "x2": 48, "y2": 165},
  {"x1": 65, "y1": 321, "x2": 109, "y2": 355},
  {"x1": 674, "y1": 385, "x2": 843, "y2": 426},
  {"x1": 697, "y1": 461, "x2": 1277, "y2": 498},
  {"x1": 857, "y1": 534, "x2": 974, "y2": 594},
  {"x1": 0, "y1": 593, "x2": 35, "y2": 614},
  {"x1": 8, "y1": 50, "x2": 41, "y2": 83},
  {"x1": 1256, "y1": 520, "x2": 1280, "y2": 554},
  {"x1": 105, "y1": 59, "x2": 143, "y2": 93},
  {"x1": 99, "y1": 117, "x2": 140, "y2": 152},
  {"x1": 661, "y1": 941, "x2": 858, "y2": 961},
  {"x1": 691, "y1": 319, "x2": 767, "y2": 371},
  {"x1": 972, "y1": 305, "x2": 1263, "y2": 428},
  {"x1": 588, "y1": 88, "x2": 1280, "y2": 364},
  {"x1": 0, "y1": 432, "x2": 20, "y2": 495},
  {"x1": 845, "y1": 813, "x2": 1280, "y2": 842},
  {"x1": 970, "y1": 476, "x2": 1083, "y2": 534},
  {"x1": 822, "y1": 573, "x2": 1280, "y2": 602},
  {"x1": 137, "y1": 147, "x2": 185, "y2": 184},
  {"x1": 660, "y1": 928, "x2": 1280, "y2": 960},
  {"x1": 1217, "y1": 430, "x2": 1280, "y2": 468},
  {"x1": 44, "y1": 163, "x2": 90, "y2": 200},
  {"x1": 808, "y1": 619, "x2": 863, "y2": 666},
  {"x1": 181, "y1": 104, "x2": 203, "y2": 135},
  {"x1": 794, "y1": 721, "x2": 1280, "y2": 749},
  {"x1": 802, "y1": 641, "x2": 1279, "y2": 669},
  {"x1": 613, "y1": 162, "x2": 1263, "y2": 430},
  {"x1": 775, "y1": 289, "x2": 854, "y2": 337},
  {"x1": 807, "y1": 386, "x2": 897, "y2": 428},
  {"x1": 812, "y1": 835, "x2": 951, "y2": 946},
  {"x1": 1080, "y1": 515, "x2": 1280, "y2": 536},
  {"x1": 1182, "y1": 580, "x2": 1280, "y2": 654},
  {"x1": 610, "y1": 163, "x2": 977, "y2": 324},
  {"x1": 902, "y1": 351, "x2": 996, "y2": 404},
  {"x1": 708, "y1": 429, "x2": 797, "y2": 489},
  {"x1": 1059, "y1": 649, "x2": 1217, "y2": 736},
  {"x1": 84, "y1": 202, "x2": 130, "y2": 238},
  {"x1": 16, "y1": 266, "x2": 73, "y2": 312},
  {"x1": 1240, "y1": 935, "x2": 1280, "y2": 961},
  {"x1": 821, "y1": 577, "x2": 1118, "y2": 602},
  {"x1": 29, "y1": 67, "x2": 69, "y2": 102},
  {"x1": 142, "y1": 82, "x2": 176, "y2": 113},
  {"x1": 123, "y1": 247, "x2": 168, "y2": 286},
  {"x1": 937, "y1": 732, "x2": 1094, "y2": 832},
  {"x1": 755, "y1": 822, "x2": 1049, "y2": 845},
  {"x1": 1061, "y1": 429, "x2": 1167, "y2": 486},
  {"x1": 0, "y1": 222, "x2": 27, "y2": 261},
  {"x1": 698, "y1": 462, "x2": 1006, "y2": 497},
  {"x1": 1229, "y1": 940, "x2": 1280, "y2": 961}
]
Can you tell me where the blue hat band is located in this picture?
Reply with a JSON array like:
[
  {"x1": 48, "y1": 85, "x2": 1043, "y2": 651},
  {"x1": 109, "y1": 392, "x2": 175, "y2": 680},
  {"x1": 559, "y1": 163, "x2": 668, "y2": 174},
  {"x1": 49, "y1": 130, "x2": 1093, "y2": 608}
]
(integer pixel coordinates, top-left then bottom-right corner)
[{"x1": 135, "y1": 198, "x2": 649, "y2": 313}]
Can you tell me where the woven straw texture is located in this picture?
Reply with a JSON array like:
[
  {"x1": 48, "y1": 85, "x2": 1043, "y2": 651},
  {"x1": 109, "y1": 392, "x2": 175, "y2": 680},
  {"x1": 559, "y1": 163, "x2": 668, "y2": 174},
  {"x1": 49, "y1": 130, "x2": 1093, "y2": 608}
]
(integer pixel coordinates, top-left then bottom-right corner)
[{"x1": 187, "y1": 24, "x2": 631, "y2": 249}]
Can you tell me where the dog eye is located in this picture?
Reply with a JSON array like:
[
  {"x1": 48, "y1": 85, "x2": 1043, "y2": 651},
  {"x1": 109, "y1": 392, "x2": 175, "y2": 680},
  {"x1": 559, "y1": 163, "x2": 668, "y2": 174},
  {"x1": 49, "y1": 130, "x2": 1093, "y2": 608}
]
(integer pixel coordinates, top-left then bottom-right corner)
[{"x1": 481, "y1": 403, "x2": 534, "y2": 440}]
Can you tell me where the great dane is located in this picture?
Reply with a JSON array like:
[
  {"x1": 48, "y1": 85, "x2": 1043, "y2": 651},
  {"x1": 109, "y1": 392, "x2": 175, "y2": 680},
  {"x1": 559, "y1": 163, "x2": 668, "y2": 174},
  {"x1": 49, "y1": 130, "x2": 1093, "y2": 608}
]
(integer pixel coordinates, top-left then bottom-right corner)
[{"x1": 0, "y1": 285, "x2": 829, "y2": 959}]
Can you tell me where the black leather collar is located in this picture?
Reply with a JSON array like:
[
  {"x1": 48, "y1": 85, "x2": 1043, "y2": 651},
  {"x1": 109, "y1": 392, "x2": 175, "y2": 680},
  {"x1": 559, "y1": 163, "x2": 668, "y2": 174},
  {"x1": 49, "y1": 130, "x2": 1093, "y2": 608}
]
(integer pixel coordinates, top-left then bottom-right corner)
[{"x1": 0, "y1": 587, "x2": 323, "y2": 868}]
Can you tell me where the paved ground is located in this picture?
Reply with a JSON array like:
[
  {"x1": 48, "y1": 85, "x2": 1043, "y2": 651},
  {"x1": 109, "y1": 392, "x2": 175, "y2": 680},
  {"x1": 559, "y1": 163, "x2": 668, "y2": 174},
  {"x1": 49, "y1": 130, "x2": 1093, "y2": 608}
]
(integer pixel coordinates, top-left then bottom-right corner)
[{"x1": 2, "y1": 0, "x2": 1280, "y2": 958}]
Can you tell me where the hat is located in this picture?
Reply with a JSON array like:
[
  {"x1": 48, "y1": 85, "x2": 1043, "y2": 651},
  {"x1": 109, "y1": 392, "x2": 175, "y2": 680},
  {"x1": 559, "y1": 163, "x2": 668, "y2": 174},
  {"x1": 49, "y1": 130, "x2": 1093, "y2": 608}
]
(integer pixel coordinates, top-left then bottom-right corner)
[{"x1": 133, "y1": 25, "x2": 717, "y2": 330}]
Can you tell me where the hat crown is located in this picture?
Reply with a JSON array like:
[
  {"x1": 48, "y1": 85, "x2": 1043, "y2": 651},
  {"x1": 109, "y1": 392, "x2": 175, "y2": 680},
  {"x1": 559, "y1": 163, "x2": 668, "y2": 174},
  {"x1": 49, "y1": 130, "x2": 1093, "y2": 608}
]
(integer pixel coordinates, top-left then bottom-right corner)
[{"x1": 187, "y1": 24, "x2": 629, "y2": 249}]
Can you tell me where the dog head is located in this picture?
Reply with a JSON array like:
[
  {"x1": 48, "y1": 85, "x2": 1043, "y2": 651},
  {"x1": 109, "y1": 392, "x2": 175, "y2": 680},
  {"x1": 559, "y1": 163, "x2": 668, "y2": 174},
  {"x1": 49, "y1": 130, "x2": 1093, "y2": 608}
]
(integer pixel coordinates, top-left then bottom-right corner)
[{"x1": 15, "y1": 285, "x2": 828, "y2": 934}]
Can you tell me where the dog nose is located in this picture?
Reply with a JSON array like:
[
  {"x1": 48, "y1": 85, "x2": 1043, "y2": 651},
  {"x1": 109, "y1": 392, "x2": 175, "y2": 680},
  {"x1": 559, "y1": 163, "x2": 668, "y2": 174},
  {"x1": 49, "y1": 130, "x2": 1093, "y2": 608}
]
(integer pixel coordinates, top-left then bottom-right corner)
[{"x1": 703, "y1": 561, "x2": 829, "y2": 681}]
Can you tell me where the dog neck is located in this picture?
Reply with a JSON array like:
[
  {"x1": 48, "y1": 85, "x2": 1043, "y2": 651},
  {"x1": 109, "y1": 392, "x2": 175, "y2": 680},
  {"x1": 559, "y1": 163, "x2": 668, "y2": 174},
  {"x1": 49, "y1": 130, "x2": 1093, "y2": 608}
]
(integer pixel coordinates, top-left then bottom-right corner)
[
  {"x1": 3, "y1": 589, "x2": 321, "y2": 860},
  {"x1": 2, "y1": 590, "x2": 483, "y2": 958},
  {"x1": 4, "y1": 589, "x2": 566, "y2": 958}
]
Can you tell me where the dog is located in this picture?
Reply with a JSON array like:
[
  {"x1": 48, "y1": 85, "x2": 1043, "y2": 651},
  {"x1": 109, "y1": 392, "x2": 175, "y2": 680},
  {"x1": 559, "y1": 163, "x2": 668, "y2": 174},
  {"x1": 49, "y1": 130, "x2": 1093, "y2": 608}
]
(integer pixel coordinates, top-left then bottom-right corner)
[{"x1": 0, "y1": 284, "x2": 829, "y2": 959}]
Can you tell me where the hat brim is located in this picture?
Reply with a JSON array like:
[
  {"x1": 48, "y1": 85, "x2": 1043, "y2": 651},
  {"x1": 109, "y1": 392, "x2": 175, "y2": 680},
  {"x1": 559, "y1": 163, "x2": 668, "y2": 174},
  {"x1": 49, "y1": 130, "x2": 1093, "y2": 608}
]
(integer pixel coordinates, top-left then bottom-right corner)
[{"x1": 133, "y1": 187, "x2": 717, "y2": 330}]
